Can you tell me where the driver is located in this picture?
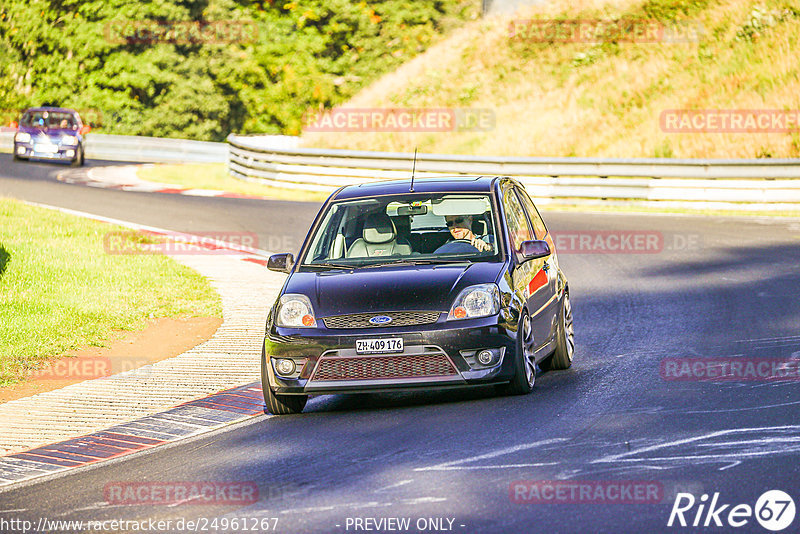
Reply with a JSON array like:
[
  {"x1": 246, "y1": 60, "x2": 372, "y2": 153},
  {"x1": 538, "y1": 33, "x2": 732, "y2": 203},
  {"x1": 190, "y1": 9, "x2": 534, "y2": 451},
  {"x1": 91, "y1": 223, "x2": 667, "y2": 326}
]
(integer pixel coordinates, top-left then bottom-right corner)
[{"x1": 444, "y1": 214, "x2": 492, "y2": 252}]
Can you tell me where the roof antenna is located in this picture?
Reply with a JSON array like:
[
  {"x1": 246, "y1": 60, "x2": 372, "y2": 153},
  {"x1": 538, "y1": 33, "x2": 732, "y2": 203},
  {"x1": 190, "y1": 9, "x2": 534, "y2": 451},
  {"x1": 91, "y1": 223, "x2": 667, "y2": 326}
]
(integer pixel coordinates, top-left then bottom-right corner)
[{"x1": 410, "y1": 147, "x2": 418, "y2": 192}]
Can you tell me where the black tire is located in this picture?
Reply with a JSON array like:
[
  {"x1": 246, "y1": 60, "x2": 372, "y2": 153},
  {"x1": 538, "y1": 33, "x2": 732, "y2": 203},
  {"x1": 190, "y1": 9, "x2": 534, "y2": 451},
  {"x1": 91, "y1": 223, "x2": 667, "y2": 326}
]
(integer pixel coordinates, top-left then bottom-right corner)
[
  {"x1": 498, "y1": 310, "x2": 536, "y2": 395},
  {"x1": 13, "y1": 153, "x2": 19, "y2": 161},
  {"x1": 261, "y1": 347, "x2": 307, "y2": 415},
  {"x1": 548, "y1": 292, "x2": 575, "y2": 370},
  {"x1": 71, "y1": 146, "x2": 84, "y2": 167}
]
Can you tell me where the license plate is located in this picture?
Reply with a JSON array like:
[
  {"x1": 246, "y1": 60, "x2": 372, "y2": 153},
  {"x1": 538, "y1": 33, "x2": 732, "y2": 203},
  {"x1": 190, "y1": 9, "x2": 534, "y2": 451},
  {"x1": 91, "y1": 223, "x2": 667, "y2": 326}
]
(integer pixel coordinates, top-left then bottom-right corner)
[
  {"x1": 356, "y1": 337, "x2": 403, "y2": 354},
  {"x1": 34, "y1": 144, "x2": 58, "y2": 154}
]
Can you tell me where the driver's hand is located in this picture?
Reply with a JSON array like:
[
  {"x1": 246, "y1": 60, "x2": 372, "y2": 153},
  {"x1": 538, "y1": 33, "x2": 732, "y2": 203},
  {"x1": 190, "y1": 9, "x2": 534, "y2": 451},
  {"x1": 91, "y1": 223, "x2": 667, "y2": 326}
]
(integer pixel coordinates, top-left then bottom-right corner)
[{"x1": 470, "y1": 236, "x2": 491, "y2": 252}]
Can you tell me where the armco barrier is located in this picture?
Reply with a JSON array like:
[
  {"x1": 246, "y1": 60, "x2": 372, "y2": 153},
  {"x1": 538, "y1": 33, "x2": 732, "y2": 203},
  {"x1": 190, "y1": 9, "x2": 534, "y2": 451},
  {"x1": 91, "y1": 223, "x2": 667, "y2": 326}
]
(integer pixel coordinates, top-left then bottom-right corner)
[{"x1": 227, "y1": 133, "x2": 800, "y2": 209}]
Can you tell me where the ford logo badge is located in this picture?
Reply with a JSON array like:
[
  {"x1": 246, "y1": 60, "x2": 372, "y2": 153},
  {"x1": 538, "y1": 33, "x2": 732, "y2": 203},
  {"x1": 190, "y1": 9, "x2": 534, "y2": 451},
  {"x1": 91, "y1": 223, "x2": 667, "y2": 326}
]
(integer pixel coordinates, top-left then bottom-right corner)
[{"x1": 369, "y1": 315, "x2": 393, "y2": 325}]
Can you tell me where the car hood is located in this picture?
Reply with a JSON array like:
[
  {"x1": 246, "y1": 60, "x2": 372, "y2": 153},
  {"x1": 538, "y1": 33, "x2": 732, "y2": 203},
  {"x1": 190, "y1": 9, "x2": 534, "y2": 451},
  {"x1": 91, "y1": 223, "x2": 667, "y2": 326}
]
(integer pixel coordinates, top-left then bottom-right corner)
[
  {"x1": 283, "y1": 261, "x2": 506, "y2": 317},
  {"x1": 18, "y1": 126, "x2": 77, "y2": 137}
]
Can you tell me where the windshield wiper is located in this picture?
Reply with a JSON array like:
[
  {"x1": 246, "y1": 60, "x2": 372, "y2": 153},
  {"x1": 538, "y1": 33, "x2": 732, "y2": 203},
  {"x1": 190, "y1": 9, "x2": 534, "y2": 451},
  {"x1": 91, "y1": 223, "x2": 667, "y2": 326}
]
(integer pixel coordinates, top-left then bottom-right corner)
[
  {"x1": 305, "y1": 262, "x2": 356, "y2": 269},
  {"x1": 359, "y1": 258, "x2": 472, "y2": 268}
]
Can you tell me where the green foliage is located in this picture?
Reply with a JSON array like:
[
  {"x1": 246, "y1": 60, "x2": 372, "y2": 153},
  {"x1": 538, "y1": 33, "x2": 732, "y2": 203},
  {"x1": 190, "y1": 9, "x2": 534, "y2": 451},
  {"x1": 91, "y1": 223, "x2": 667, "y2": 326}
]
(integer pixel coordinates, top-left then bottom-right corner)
[
  {"x1": 0, "y1": 0, "x2": 477, "y2": 140},
  {"x1": 735, "y1": 5, "x2": 797, "y2": 42},
  {"x1": 641, "y1": 0, "x2": 713, "y2": 21}
]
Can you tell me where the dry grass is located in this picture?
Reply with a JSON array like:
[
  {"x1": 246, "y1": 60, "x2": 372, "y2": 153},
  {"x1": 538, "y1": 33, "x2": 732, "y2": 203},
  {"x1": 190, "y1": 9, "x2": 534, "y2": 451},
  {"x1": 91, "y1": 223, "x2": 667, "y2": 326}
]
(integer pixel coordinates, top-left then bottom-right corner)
[{"x1": 302, "y1": 0, "x2": 800, "y2": 159}]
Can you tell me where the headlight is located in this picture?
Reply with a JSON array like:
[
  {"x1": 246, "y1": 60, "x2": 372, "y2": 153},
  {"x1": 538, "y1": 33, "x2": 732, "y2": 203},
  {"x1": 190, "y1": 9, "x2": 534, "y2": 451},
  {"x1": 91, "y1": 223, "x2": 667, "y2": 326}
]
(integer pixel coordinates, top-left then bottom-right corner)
[
  {"x1": 275, "y1": 294, "x2": 317, "y2": 328},
  {"x1": 62, "y1": 135, "x2": 78, "y2": 145},
  {"x1": 14, "y1": 132, "x2": 31, "y2": 143},
  {"x1": 448, "y1": 284, "x2": 500, "y2": 320}
]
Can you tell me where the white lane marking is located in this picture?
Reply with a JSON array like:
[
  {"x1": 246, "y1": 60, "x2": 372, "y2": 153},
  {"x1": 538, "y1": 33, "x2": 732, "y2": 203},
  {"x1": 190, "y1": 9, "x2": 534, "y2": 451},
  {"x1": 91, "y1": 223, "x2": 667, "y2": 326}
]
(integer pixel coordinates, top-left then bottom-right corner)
[
  {"x1": 592, "y1": 425, "x2": 800, "y2": 464},
  {"x1": 0, "y1": 509, "x2": 28, "y2": 513},
  {"x1": 414, "y1": 438, "x2": 567, "y2": 472},
  {"x1": 419, "y1": 462, "x2": 558, "y2": 471},
  {"x1": 374, "y1": 479, "x2": 413, "y2": 492},
  {"x1": 400, "y1": 497, "x2": 447, "y2": 504},
  {"x1": 64, "y1": 502, "x2": 112, "y2": 513},
  {"x1": 281, "y1": 502, "x2": 391, "y2": 515},
  {"x1": 719, "y1": 461, "x2": 741, "y2": 471},
  {"x1": 679, "y1": 399, "x2": 800, "y2": 414}
]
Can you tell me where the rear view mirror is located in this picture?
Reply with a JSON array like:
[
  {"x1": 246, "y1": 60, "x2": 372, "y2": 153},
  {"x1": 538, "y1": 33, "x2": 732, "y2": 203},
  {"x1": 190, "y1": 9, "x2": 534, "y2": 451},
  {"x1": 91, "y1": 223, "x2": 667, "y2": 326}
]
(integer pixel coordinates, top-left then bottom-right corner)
[
  {"x1": 268, "y1": 253, "x2": 294, "y2": 274},
  {"x1": 396, "y1": 205, "x2": 427, "y2": 216},
  {"x1": 519, "y1": 240, "x2": 551, "y2": 261}
]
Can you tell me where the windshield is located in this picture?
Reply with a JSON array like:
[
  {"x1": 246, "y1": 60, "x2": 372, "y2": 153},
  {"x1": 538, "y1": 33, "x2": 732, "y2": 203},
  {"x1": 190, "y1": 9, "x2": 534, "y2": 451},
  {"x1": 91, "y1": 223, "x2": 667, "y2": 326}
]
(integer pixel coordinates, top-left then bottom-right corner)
[
  {"x1": 20, "y1": 111, "x2": 79, "y2": 130},
  {"x1": 301, "y1": 193, "x2": 501, "y2": 267}
]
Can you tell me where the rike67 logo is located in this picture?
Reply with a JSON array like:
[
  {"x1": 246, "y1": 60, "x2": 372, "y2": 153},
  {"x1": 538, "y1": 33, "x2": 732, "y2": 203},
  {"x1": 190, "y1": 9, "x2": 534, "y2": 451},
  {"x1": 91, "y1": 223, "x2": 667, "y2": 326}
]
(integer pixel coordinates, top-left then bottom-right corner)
[{"x1": 668, "y1": 490, "x2": 795, "y2": 531}]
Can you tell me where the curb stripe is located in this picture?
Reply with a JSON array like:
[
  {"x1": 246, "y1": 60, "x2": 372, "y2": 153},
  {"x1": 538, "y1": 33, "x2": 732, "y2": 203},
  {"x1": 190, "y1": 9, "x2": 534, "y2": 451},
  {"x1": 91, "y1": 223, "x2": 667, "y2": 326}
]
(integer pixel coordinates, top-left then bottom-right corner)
[{"x1": 0, "y1": 382, "x2": 265, "y2": 489}]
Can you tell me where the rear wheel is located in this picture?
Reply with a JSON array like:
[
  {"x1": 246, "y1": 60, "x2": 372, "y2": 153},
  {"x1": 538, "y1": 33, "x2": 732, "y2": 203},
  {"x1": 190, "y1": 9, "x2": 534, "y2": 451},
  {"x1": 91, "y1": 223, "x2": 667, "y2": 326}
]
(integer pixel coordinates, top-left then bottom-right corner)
[
  {"x1": 261, "y1": 347, "x2": 307, "y2": 415},
  {"x1": 548, "y1": 292, "x2": 575, "y2": 370},
  {"x1": 498, "y1": 310, "x2": 536, "y2": 395}
]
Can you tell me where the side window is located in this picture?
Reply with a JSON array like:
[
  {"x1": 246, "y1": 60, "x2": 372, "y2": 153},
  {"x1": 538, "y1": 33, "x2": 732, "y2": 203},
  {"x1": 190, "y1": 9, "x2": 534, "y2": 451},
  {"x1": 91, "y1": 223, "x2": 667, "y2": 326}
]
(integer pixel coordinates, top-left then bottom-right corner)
[
  {"x1": 502, "y1": 187, "x2": 533, "y2": 252},
  {"x1": 515, "y1": 187, "x2": 548, "y2": 239}
]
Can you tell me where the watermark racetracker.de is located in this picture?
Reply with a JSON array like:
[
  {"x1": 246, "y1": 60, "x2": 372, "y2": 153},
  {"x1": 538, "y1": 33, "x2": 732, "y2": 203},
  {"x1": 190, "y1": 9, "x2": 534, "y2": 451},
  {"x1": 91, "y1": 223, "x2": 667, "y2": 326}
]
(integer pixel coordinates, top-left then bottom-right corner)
[
  {"x1": 550, "y1": 231, "x2": 702, "y2": 254},
  {"x1": 302, "y1": 107, "x2": 496, "y2": 132},
  {"x1": 508, "y1": 18, "x2": 704, "y2": 43},
  {"x1": 660, "y1": 109, "x2": 800, "y2": 133},
  {"x1": 104, "y1": 19, "x2": 259, "y2": 45},
  {"x1": 103, "y1": 230, "x2": 274, "y2": 255},
  {"x1": 510, "y1": 480, "x2": 664, "y2": 504},
  {"x1": 660, "y1": 354, "x2": 800, "y2": 382},
  {"x1": 104, "y1": 481, "x2": 259, "y2": 506}
]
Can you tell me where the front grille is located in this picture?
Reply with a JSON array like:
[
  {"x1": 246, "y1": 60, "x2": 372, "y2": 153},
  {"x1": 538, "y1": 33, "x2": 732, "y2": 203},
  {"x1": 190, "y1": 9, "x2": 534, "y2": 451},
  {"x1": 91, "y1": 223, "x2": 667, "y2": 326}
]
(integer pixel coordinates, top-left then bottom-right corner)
[
  {"x1": 322, "y1": 311, "x2": 441, "y2": 329},
  {"x1": 312, "y1": 353, "x2": 457, "y2": 381}
]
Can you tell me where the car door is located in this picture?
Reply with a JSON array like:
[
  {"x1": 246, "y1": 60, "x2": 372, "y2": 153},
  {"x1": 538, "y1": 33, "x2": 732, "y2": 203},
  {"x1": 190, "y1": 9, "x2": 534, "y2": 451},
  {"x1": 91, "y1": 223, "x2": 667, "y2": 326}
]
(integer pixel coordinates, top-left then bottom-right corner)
[
  {"x1": 514, "y1": 185, "x2": 560, "y2": 345},
  {"x1": 500, "y1": 183, "x2": 551, "y2": 350}
]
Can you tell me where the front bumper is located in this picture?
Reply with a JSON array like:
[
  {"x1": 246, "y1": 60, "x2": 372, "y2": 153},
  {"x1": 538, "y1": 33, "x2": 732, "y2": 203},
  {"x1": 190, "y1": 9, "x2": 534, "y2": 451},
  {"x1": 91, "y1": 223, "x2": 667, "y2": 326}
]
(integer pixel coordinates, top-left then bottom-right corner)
[
  {"x1": 15, "y1": 142, "x2": 78, "y2": 160},
  {"x1": 264, "y1": 315, "x2": 517, "y2": 395}
]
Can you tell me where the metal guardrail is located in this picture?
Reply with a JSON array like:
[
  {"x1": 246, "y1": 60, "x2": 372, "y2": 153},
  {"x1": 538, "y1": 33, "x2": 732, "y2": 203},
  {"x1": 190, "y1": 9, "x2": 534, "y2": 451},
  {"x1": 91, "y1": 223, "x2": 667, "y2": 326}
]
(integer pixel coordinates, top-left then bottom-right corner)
[
  {"x1": 227, "y1": 134, "x2": 800, "y2": 208},
  {"x1": 1, "y1": 131, "x2": 228, "y2": 163}
]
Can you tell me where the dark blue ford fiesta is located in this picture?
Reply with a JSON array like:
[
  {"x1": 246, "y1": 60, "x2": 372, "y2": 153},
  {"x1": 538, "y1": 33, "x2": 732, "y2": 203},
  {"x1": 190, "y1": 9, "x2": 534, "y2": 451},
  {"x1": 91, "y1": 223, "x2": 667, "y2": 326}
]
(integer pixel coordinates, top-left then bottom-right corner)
[{"x1": 262, "y1": 176, "x2": 574, "y2": 414}]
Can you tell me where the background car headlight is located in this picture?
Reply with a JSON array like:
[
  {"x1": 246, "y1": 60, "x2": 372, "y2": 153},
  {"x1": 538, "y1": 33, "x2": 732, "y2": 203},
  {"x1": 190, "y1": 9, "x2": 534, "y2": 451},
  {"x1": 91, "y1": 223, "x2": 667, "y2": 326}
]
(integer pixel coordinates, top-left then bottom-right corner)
[
  {"x1": 275, "y1": 294, "x2": 317, "y2": 327},
  {"x1": 448, "y1": 283, "x2": 500, "y2": 320},
  {"x1": 14, "y1": 132, "x2": 31, "y2": 143},
  {"x1": 62, "y1": 135, "x2": 78, "y2": 145}
]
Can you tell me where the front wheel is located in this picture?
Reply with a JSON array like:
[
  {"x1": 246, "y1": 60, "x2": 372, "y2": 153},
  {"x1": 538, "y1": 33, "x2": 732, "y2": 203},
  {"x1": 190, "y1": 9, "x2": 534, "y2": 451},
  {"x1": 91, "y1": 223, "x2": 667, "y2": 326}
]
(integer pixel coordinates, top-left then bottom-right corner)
[
  {"x1": 498, "y1": 310, "x2": 536, "y2": 395},
  {"x1": 71, "y1": 146, "x2": 84, "y2": 167},
  {"x1": 261, "y1": 347, "x2": 307, "y2": 415},
  {"x1": 548, "y1": 292, "x2": 575, "y2": 370}
]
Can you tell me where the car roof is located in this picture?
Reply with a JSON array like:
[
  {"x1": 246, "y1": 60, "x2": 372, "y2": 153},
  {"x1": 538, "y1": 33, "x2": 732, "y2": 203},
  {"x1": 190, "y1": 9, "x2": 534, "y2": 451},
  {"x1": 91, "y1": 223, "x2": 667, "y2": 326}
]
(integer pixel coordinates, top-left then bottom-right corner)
[
  {"x1": 23, "y1": 107, "x2": 80, "y2": 115},
  {"x1": 331, "y1": 176, "x2": 502, "y2": 201}
]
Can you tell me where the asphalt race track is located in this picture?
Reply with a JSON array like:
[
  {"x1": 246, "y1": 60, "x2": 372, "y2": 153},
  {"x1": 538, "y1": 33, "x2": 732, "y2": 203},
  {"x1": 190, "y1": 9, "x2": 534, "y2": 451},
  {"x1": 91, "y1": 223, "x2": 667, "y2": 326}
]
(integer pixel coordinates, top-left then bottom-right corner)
[{"x1": 1, "y1": 154, "x2": 799, "y2": 533}]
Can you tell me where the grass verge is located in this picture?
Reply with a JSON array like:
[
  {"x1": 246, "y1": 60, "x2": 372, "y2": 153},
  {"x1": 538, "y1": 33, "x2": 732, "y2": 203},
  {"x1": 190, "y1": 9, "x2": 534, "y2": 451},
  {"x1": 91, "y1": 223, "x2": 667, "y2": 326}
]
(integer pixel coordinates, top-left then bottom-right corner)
[
  {"x1": 137, "y1": 163, "x2": 330, "y2": 203},
  {"x1": 0, "y1": 198, "x2": 222, "y2": 387}
]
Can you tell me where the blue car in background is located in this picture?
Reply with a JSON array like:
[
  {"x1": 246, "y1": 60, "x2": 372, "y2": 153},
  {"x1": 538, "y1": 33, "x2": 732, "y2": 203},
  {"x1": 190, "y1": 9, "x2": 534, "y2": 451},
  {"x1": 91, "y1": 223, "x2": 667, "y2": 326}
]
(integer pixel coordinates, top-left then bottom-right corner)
[{"x1": 13, "y1": 107, "x2": 89, "y2": 166}]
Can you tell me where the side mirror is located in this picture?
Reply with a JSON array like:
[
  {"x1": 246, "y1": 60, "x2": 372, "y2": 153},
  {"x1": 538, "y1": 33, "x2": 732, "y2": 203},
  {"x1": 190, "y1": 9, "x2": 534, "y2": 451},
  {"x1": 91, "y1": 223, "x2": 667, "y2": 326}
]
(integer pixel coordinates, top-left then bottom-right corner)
[
  {"x1": 519, "y1": 240, "x2": 551, "y2": 261},
  {"x1": 9, "y1": 121, "x2": 17, "y2": 129},
  {"x1": 267, "y1": 253, "x2": 294, "y2": 274},
  {"x1": 79, "y1": 125, "x2": 91, "y2": 136}
]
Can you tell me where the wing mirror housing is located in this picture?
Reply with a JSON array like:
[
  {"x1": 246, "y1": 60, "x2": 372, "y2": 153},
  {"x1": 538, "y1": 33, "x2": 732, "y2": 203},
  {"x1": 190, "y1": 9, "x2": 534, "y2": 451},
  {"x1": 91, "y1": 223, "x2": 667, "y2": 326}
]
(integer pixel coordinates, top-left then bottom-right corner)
[
  {"x1": 267, "y1": 253, "x2": 294, "y2": 274},
  {"x1": 519, "y1": 240, "x2": 551, "y2": 261}
]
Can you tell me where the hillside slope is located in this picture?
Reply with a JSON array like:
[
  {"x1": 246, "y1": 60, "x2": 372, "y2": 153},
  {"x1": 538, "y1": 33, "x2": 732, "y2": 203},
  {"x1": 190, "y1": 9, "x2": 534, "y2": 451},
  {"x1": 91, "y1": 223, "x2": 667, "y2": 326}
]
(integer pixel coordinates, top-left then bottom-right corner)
[{"x1": 302, "y1": 0, "x2": 800, "y2": 159}]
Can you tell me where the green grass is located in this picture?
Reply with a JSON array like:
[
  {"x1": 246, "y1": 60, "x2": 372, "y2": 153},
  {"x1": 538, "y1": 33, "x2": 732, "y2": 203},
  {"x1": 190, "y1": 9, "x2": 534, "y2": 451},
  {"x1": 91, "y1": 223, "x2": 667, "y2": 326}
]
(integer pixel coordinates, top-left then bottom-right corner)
[
  {"x1": 0, "y1": 199, "x2": 222, "y2": 387},
  {"x1": 137, "y1": 163, "x2": 331, "y2": 203}
]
